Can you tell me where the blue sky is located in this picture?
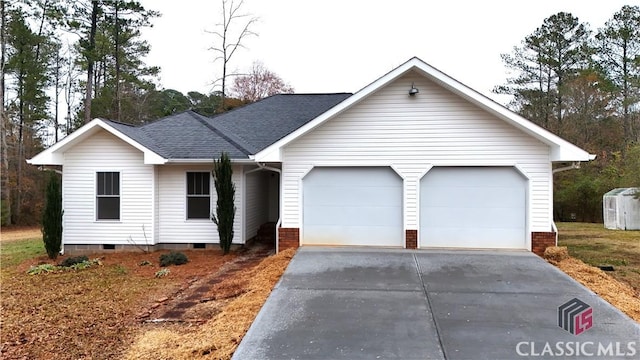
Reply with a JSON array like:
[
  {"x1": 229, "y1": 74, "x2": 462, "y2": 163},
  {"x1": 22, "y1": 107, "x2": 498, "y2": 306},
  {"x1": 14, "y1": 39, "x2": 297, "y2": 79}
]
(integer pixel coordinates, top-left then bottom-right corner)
[{"x1": 140, "y1": 0, "x2": 633, "y2": 105}]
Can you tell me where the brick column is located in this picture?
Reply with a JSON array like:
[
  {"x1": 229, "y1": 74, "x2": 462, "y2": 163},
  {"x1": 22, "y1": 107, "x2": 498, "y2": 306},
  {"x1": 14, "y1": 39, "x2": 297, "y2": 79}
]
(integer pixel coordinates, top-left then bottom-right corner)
[
  {"x1": 278, "y1": 228, "x2": 300, "y2": 251},
  {"x1": 531, "y1": 232, "x2": 556, "y2": 256},
  {"x1": 406, "y1": 230, "x2": 417, "y2": 249}
]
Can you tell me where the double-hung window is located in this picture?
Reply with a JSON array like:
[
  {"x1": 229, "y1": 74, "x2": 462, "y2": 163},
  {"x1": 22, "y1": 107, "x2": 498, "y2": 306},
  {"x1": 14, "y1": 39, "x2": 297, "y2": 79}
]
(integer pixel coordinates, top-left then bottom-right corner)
[
  {"x1": 96, "y1": 172, "x2": 120, "y2": 220},
  {"x1": 186, "y1": 172, "x2": 210, "y2": 219}
]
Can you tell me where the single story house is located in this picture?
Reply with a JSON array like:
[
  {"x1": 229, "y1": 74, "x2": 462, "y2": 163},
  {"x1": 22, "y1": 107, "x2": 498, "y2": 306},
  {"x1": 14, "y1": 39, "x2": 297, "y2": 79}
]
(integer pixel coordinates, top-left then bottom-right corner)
[{"x1": 28, "y1": 57, "x2": 595, "y2": 255}]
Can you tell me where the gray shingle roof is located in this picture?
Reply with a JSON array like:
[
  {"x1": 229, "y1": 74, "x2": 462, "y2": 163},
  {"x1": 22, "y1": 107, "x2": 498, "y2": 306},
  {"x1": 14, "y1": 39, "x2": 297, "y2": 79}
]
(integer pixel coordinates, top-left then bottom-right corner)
[
  {"x1": 105, "y1": 93, "x2": 351, "y2": 160},
  {"x1": 206, "y1": 93, "x2": 352, "y2": 153}
]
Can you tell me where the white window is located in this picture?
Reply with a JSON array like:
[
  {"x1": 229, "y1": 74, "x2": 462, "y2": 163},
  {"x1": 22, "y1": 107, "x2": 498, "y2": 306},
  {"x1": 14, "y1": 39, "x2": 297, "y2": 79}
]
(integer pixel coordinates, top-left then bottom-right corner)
[
  {"x1": 186, "y1": 172, "x2": 210, "y2": 219},
  {"x1": 96, "y1": 172, "x2": 120, "y2": 220}
]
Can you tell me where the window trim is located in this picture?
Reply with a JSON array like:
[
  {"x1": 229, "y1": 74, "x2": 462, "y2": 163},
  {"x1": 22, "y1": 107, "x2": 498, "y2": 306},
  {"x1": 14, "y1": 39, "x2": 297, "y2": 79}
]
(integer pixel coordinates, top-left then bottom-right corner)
[
  {"x1": 185, "y1": 171, "x2": 211, "y2": 220},
  {"x1": 95, "y1": 171, "x2": 121, "y2": 221}
]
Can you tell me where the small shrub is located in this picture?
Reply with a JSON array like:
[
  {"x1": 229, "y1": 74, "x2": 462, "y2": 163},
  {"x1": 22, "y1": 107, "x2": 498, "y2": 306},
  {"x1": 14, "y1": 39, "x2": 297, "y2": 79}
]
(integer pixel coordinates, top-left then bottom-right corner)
[
  {"x1": 68, "y1": 258, "x2": 102, "y2": 270},
  {"x1": 159, "y1": 251, "x2": 188, "y2": 267},
  {"x1": 59, "y1": 255, "x2": 89, "y2": 268},
  {"x1": 27, "y1": 263, "x2": 58, "y2": 275},
  {"x1": 112, "y1": 264, "x2": 128, "y2": 275},
  {"x1": 155, "y1": 268, "x2": 170, "y2": 278}
]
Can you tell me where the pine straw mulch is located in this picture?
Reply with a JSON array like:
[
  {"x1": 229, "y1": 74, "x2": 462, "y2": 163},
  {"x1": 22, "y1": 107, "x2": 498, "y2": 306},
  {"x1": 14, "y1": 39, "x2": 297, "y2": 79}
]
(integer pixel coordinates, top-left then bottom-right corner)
[
  {"x1": 544, "y1": 246, "x2": 640, "y2": 322},
  {"x1": 123, "y1": 248, "x2": 296, "y2": 360},
  {"x1": 0, "y1": 248, "x2": 242, "y2": 360}
]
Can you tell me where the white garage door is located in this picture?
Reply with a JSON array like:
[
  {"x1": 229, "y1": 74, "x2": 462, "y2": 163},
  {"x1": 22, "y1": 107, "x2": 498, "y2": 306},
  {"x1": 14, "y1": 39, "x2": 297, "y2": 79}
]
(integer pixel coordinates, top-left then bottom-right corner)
[
  {"x1": 303, "y1": 167, "x2": 403, "y2": 247},
  {"x1": 420, "y1": 167, "x2": 526, "y2": 249}
]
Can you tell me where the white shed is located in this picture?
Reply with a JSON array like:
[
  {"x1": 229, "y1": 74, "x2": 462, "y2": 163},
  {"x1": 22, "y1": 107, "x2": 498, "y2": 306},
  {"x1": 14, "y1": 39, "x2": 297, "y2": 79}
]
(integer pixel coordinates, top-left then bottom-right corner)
[{"x1": 603, "y1": 188, "x2": 640, "y2": 230}]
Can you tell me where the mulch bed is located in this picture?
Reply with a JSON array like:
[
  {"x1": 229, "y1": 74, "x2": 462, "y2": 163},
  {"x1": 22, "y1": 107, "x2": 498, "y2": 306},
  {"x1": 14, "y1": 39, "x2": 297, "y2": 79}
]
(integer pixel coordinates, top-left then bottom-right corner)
[
  {"x1": 0, "y1": 246, "x2": 254, "y2": 360},
  {"x1": 545, "y1": 246, "x2": 640, "y2": 322}
]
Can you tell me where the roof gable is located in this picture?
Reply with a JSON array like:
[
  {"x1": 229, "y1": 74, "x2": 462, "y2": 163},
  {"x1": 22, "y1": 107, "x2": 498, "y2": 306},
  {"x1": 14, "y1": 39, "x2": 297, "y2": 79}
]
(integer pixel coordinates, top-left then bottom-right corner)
[
  {"x1": 254, "y1": 57, "x2": 595, "y2": 162},
  {"x1": 27, "y1": 119, "x2": 167, "y2": 165}
]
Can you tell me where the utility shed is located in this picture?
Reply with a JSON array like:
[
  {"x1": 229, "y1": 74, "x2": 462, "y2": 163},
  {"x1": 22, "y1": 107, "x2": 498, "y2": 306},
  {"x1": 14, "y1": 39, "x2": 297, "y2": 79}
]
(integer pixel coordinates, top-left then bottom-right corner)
[{"x1": 603, "y1": 188, "x2": 640, "y2": 230}]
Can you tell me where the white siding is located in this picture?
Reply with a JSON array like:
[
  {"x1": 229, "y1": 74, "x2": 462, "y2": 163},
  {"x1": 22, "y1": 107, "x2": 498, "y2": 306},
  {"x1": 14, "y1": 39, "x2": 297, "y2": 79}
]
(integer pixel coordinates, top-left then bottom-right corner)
[
  {"x1": 244, "y1": 170, "x2": 269, "y2": 241},
  {"x1": 282, "y1": 71, "x2": 552, "y2": 243},
  {"x1": 157, "y1": 164, "x2": 244, "y2": 244},
  {"x1": 63, "y1": 130, "x2": 154, "y2": 245}
]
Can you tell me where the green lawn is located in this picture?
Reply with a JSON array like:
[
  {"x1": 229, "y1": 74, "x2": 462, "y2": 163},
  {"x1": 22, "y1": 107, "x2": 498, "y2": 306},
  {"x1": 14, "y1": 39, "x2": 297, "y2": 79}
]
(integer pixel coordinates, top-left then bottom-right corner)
[
  {"x1": 557, "y1": 222, "x2": 640, "y2": 292},
  {"x1": 0, "y1": 237, "x2": 46, "y2": 267}
]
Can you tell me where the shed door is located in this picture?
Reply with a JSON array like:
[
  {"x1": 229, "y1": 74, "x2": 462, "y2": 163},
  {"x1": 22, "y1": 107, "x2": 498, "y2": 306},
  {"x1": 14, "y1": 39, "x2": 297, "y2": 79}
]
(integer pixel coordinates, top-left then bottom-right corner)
[
  {"x1": 420, "y1": 167, "x2": 526, "y2": 249},
  {"x1": 303, "y1": 167, "x2": 403, "y2": 247}
]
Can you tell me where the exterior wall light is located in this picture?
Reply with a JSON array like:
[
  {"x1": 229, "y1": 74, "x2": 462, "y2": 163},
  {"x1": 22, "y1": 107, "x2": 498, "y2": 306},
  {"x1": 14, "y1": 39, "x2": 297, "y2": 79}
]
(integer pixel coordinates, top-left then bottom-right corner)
[{"x1": 409, "y1": 82, "x2": 419, "y2": 96}]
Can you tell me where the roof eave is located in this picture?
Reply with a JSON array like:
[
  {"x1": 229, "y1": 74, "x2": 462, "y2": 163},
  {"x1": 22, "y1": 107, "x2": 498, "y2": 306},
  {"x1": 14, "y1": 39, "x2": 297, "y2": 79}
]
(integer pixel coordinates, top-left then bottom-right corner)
[
  {"x1": 27, "y1": 118, "x2": 168, "y2": 166},
  {"x1": 255, "y1": 57, "x2": 595, "y2": 164},
  {"x1": 165, "y1": 158, "x2": 256, "y2": 165}
]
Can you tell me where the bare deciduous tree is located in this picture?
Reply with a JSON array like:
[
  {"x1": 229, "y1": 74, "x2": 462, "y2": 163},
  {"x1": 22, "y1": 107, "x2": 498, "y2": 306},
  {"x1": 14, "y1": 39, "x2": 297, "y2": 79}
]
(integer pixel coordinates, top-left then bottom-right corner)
[
  {"x1": 231, "y1": 61, "x2": 294, "y2": 103},
  {"x1": 208, "y1": 0, "x2": 257, "y2": 112}
]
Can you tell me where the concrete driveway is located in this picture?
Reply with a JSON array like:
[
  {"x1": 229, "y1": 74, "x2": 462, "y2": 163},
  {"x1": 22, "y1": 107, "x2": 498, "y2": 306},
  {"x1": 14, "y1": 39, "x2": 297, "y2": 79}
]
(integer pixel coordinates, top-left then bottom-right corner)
[{"x1": 234, "y1": 248, "x2": 640, "y2": 359}]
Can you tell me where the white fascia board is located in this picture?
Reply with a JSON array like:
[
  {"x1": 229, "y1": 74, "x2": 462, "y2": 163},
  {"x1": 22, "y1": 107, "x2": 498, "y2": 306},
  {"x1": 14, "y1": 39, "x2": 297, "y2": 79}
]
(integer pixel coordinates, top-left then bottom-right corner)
[
  {"x1": 253, "y1": 60, "x2": 414, "y2": 162},
  {"x1": 27, "y1": 118, "x2": 167, "y2": 165},
  {"x1": 410, "y1": 62, "x2": 595, "y2": 162},
  {"x1": 254, "y1": 57, "x2": 595, "y2": 163},
  {"x1": 165, "y1": 158, "x2": 256, "y2": 165}
]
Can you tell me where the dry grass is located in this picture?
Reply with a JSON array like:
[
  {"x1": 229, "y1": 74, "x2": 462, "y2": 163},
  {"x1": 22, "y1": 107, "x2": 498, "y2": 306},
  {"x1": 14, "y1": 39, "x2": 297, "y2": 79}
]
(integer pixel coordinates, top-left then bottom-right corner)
[
  {"x1": 0, "y1": 236, "x2": 243, "y2": 360},
  {"x1": 557, "y1": 222, "x2": 640, "y2": 292},
  {"x1": 0, "y1": 226, "x2": 41, "y2": 242},
  {"x1": 545, "y1": 246, "x2": 640, "y2": 322},
  {"x1": 123, "y1": 248, "x2": 295, "y2": 360}
]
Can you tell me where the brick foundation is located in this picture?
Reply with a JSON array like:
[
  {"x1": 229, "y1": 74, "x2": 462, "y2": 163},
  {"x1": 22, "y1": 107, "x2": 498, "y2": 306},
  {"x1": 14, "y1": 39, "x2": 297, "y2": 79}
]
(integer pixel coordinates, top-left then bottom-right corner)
[
  {"x1": 278, "y1": 227, "x2": 300, "y2": 251},
  {"x1": 406, "y1": 230, "x2": 418, "y2": 249},
  {"x1": 531, "y1": 232, "x2": 556, "y2": 256}
]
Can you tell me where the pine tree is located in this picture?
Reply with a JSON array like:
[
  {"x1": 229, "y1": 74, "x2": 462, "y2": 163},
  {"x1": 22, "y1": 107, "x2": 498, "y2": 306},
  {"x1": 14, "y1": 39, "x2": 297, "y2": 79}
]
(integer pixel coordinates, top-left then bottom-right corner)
[
  {"x1": 211, "y1": 152, "x2": 235, "y2": 254},
  {"x1": 42, "y1": 172, "x2": 63, "y2": 259}
]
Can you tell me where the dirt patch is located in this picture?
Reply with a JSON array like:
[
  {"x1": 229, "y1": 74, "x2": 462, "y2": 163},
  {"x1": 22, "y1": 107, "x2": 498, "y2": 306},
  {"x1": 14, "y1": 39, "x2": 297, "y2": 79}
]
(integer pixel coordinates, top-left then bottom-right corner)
[
  {"x1": 545, "y1": 247, "x2": 640, "y2": 322},
  {"x1": 0, "y1": 245, "x2": 247, "y2": 360},
  {"x1": 123, "y1": 248, "x2": 296, "y2": 360},
  {"x1": 0, "y1": 226, "x2": 41, "y2": 242}
]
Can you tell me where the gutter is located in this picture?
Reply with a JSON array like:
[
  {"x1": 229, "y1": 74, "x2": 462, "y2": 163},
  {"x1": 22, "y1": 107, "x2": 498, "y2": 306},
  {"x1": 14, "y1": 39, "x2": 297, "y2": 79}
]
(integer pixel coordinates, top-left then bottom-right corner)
[
  {"x1": 552, "y1": 161, "x2": 581, "y2": 174},
  {"x1": 166, "y1": 158, "x2": 256, "y2": 165}
]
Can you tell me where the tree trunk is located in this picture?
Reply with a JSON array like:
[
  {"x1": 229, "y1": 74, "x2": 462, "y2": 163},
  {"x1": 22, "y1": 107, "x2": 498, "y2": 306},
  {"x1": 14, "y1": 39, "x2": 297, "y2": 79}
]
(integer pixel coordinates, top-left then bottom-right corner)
[
  {"x1": 84, "y1": 0, "x2": 99, "y2": 124},
  {"x1": 0, "y1": 0, "x2": 10, "y2": 225},
  {"x1": 114, "y1": 1, "x2": 121, "y2": 120},
  {"x1": 15, "y1": 63, "x2": 24, "y2": 224}
]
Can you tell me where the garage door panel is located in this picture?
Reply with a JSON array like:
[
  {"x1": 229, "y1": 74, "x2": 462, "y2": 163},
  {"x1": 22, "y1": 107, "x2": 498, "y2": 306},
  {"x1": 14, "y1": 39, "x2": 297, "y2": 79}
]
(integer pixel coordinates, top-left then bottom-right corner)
[
  {"x1": 305, "y1": 186, "x2": 401, "y2": 207},
  {"x1": 424, "y1": 187, "x2": 523, "y2": 208},
  {"x1": 303, "y1": 167, "x2": 403, "y2": 247},
  {"x1": 305, "y1": 205, "x2": 401, "y2": 226},
  {"x1": 420, "y1": 167, "x2": 526, "y2": 249},
  {"x1": 424, "y1": 227, "x2": 525, "y2": 248},
  {"x1": 304, "y1": 225, "x2": 401, "y2": 246}
]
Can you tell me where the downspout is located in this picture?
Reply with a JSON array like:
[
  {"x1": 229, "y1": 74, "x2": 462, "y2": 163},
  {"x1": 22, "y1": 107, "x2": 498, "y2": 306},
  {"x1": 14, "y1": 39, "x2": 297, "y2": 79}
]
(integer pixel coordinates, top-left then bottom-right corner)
[
  {"x1": 550, "y1": 162, "x2": 581, "y2": 245},
  {"x1": 251, "y1": 163, "x2": 282, "y2": 253}
]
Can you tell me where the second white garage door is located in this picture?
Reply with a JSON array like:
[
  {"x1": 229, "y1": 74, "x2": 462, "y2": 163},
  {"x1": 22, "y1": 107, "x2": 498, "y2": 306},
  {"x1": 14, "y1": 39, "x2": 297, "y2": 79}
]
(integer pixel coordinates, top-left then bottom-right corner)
[
  {"x1": 302, "y1": 167, "x2": 403, "y2": 247},
  {"x1": 420, "y1": 167, "x2": 526, "y2": 249}
]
